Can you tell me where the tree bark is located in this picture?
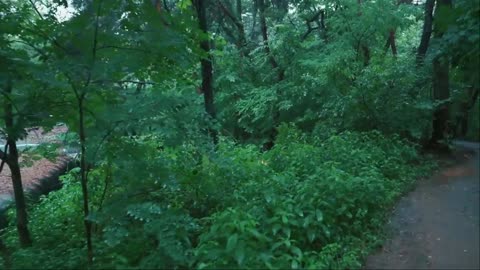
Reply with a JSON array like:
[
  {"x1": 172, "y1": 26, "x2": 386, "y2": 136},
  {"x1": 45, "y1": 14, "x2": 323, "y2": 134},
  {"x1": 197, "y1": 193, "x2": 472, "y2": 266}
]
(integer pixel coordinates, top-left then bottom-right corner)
[
  {"x1": 456, "y1": 87, "x2": 479, "y2": 137},
  {"x1": 3, "y1": 77, "x2": 32, "y2": 247},
  {"x1": 258, "y1": 0, "x2": 282, "y2": 80},
  {"x1": 258, "y1": 0, "x2": 283, "y2": 150},
  {"x1": 431, "y1": 57, "x2": 450, "y2": 143},
  {"x1": 194, "y1": 0, "x2": 218, "y2": 144},
  {"x1": 357, "y1": 0, "x2": 370, "y2": 66},
  {"x1": 416, "y1": 0, "x2": 435, "y2": 66},
  {"x1": 251, "y1": 0, "x2": 258, "y2": 39},
  {"x1": 235, "y1": 0, "x2": 247, "y2": 50},
  {"x1": 317, "y1": 10, "x2": 327, "y2": 41},
  {"x1": 6, "y1": 141, "x2": 31, "y2": 247},
  {"x1": 78, "y1": 96, "x2": 93, "y2": 264},
  {"x1": 216, "y1": 0, "x2": 247, "y2": 52},
  {"x1": 430, "y1": 0, "x2": 452, "y2": 145},
  {"x1": 384, "y1": 30, "x2": 397, "y2": 56}
]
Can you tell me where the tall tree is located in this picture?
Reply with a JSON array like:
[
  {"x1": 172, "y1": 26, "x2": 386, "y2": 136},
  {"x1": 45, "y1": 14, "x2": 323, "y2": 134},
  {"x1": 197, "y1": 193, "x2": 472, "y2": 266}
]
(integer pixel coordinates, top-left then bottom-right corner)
[
  {"x1": 430, "y1": 0, "x2": 453, "y2": 146},
  {"x1": 416, "y1": 0, "x2": 435, "y2": 65},
  {"x1": 258, "y1": 0, "x2": 284, "y2": 150},
  {"x1": 216, "y1": 0, "x2": 248, "y2": 53},
  {"x1": 258, "y1": 0, "x2": 283, "y2": 81},
  {"x1": 194, "y1": 0, "x2": 217, "y2": 144},
  {"x1": 356, "y1": 0, "x2": 370, "y2": 66},
  {"x1": 384, "y1": 30, "x2": 397, "y2": 56},
  {"x1": 0, "y1": 0, "x2": 52, "y2": 247},
  {"x1": 0, "y1": 78, "x2": 32, "y2": 247}
]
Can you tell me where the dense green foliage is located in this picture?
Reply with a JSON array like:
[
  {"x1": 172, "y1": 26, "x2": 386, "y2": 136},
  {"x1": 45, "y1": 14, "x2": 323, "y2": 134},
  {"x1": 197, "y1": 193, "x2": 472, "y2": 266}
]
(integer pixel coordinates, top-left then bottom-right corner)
[
  {"x1": 3, "y1": 127, "x2": 435, "y2": 269},
  {"x1": 0, "y1": 0, "x2": 478, "y2": 269}
]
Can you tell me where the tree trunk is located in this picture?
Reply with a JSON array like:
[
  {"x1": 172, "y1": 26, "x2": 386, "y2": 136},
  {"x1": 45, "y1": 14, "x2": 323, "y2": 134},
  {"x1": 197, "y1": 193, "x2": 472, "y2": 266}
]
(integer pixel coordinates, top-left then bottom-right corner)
[
  {"x1": 217, "y1": 0, "x2": 247, "y2": 52},
  {"x1": 384, "y1": 30, "x2": 397, "y2": 56},
  {"x1": 357, "y1": 0, "x2": 370, "y2": 66},
  {"x1": 3, "y1": 77, "x2": 32, "y2": 247},
  {"x1": 258, "y1": 0, "x2": 282, "y2": 79},
  {"x1": 431, "y1": 57, "x2": 450, "y2": 143},
  {"x1": 456, "y1": 87, "x2": 479, "y2": 137},
  {"x1": 258, "y1": 0, "x2": 283, "y2": 150},
  {"x1": 318, "y1": 10, "x2": 327, "y2": 41},
  {"x1": 416, "y1": 0, "x2": 435, "y2": 66},
  {"x1": 78, "y1": 97, "x2": 93, "y2": 264},
  {"x1": 235, "y1": 0, "x2": 247, "y2": 49},
  {"x1": 430, "y1": 0, "x2": 452, "y2": 145},
  {"x1": 361, "y1": 45, "x2": 370, "y2": 66},
  {"x1": 194, "y1": 0, "x2": 218, "y2": 144},
  {"x1": 6, "y1": 141, "x2": 31, "y2": 247},
  {"x1": 251, "y1": 0, "x2": 258, "y2": 39}
]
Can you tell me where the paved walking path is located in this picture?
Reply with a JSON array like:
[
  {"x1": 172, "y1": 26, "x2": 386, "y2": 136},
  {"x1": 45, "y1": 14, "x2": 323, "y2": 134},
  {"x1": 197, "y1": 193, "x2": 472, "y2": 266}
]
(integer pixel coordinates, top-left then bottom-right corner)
[{"x1": 366, "y1": 141, "x2": 480, "y2": 269}]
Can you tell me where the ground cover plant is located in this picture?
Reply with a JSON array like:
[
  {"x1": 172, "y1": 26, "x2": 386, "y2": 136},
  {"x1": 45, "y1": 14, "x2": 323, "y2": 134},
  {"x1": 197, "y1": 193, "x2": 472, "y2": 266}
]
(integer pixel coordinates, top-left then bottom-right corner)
[{"x1": 0, "y1": 0, "x2": 478, "y2": 269}]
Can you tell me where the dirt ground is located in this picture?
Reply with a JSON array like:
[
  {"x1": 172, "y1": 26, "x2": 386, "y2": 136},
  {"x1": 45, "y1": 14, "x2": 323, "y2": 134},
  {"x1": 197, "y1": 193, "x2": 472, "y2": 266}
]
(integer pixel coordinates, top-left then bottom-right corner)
[{"x1": 365, "y1": 141, "x2": 480, "y2": 269}]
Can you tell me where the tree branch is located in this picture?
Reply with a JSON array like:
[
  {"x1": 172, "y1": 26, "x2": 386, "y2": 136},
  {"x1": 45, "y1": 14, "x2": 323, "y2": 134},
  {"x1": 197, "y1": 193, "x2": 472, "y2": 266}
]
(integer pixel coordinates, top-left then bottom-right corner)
[
  {"x1": 301, "y1": 9, "x2": 324, "y2": 41},
  {"x1": 96, "y1": 45, "x2": 151, "y2": 53},
  {"x1": 91, "y1": 79, "x2": 156, "y2": 85},
  {"x1": 84, "y1": 0, "x2": 103, "y2": 90},
  {"x1": 216, "y1": 0, "x2": 247, "y2": 50},
  {"x1": 27, "y1": 0, "x2": 44, "y2": 20}
]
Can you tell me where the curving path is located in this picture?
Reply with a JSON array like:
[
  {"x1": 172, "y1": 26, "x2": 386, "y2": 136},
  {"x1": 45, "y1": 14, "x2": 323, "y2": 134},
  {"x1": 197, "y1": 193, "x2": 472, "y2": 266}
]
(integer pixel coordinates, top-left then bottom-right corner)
[{"x1": 366, "y1": 141, "x2": 480, "y2": 269}]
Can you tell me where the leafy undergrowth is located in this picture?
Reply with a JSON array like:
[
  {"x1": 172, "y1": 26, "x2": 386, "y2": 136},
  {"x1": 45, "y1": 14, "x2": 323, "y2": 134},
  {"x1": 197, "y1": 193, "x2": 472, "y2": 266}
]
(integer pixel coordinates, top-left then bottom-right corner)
[{"x1": 1, "y1": 126, "x2": 436, "y2": 269}]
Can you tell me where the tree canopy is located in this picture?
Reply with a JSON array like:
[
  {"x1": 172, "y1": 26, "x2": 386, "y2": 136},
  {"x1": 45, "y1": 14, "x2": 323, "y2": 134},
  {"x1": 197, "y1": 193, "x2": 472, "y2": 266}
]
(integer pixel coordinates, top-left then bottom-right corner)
[{"x1": 0, "y1": 0, "x2": 478, "y2": 269}]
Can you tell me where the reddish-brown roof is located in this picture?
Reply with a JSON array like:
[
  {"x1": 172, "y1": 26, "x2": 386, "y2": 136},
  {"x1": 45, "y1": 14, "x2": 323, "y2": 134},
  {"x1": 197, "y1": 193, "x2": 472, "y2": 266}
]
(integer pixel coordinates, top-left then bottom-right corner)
[{"x1": 0, "y1": 125, "x2": 70, "y2": 197}]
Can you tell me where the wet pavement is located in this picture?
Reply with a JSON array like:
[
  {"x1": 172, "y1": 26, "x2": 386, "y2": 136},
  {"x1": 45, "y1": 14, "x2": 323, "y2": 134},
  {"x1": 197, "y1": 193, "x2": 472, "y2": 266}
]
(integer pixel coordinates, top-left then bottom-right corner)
[{"x1": 366, "y1": 141, "x2": 480, "y2": 269}]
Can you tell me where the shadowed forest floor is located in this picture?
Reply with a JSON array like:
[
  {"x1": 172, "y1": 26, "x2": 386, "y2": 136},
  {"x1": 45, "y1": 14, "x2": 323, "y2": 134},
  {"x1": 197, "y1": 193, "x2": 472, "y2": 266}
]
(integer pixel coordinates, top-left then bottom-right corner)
[{"x1": 366, "y1": 141, "x2": 480, "y2": 269}]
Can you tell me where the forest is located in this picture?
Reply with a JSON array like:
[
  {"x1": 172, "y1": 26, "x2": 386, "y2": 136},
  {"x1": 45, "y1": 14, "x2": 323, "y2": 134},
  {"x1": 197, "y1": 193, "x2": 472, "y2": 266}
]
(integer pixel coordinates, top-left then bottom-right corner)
[{"x1": 0, "y1": 0, "x2": 479, "y2": 269}]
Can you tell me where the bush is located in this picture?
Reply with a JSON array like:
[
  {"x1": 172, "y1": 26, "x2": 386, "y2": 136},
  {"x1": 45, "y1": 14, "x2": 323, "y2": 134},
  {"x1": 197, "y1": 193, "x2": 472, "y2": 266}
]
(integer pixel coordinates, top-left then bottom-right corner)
[
  {"x1": 192, "y1": 125, "x2": 434, "y2": 269},
  {"x1": 1, "y1": 126, "x2": 435, "y2": 269}
]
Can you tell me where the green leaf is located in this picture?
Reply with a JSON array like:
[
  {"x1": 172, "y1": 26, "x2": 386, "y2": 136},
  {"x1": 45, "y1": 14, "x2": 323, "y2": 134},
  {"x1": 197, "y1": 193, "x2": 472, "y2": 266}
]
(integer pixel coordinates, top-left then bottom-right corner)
[
  {"x1": 197, "y1": 263, "x2": 208, "y2": 269},
  {"x1": 234, "y1": 246, "x2": 245, "y2": 266},
  {"x1": 307, "y1": 230, "x2": 316, "y2": 243},
  {"x1": 272, "y1": 224, "x2": 281, "y2": 235},
  {"x1": 226, "y1": 234, "x2": 238, "y2": 252},
  {"x1": 315, "y1": 209, "x2": 323, "y2": 222},
  {"x1": 291, "y1": 246, "x2": 302, "y2": 258}
]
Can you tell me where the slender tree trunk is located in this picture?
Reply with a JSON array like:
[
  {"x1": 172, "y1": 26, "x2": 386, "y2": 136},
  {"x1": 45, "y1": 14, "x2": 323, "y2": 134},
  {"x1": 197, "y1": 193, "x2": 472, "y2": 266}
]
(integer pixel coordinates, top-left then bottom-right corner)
[
  {"x1": 318, "y1": 10, "x2": 327, "y2": 41},
  {"x1": 78, "y1": 97, "x2": 93, "y2": 264},
  {"x1": 258, "y1": 0, "x2": 283, "y2": 80},
  {"x1": 356, "y1": 0, "x2": 370, "y2": 66},
  {"x1": 430, "y1": 0, "x2": 452, "y2": 145},
  {"x1": 431, "y1": 57, "x2": 450, "y2": 143},
  {"x1": 194, "y1": 0, "x2": 218, "y2": 144},
  {"x1": 235, "y1": 0, "x2": 247, "y2": 48},
  {"x1": 217, "y1": 0, "x2": 247, "y2": 52},
  {"x1": 361, "y1": 45, "x2": 370, "y2": 66},
  {"x1": 6, "y1": 141, "x2": 31, "y2": 247},
  {"x1": 416, "y1": 0, "x2": 435, "y2": 144},
  {"x1": 384, "y1": 30, "x2": 397, "y2": 56},
  {"x1": 3, "y1": 77, "x2": 31, "y2": 247},
  {"x1": 416, "y1": 0, "x2": 435, "y2": 66},
  {"x1": 456, "y1": 87, "x2": 479, "y2": 137},
  {"x1": 251, "y1": 0, "x2": 258, "y2": 39},
  {"x1": 258, "y1": 0, "x2": 284, "y2": 150}
]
